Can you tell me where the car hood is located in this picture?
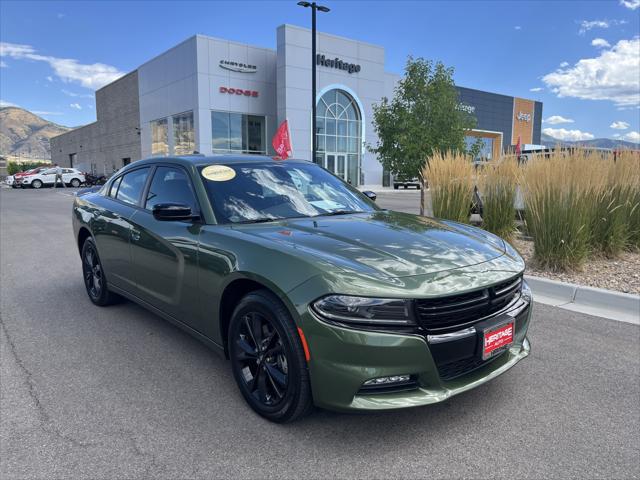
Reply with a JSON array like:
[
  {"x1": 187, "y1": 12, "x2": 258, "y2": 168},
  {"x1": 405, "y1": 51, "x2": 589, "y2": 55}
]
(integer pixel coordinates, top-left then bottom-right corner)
[{"x1": 233, "y1": 210, "x2": 506, "y2": 279}]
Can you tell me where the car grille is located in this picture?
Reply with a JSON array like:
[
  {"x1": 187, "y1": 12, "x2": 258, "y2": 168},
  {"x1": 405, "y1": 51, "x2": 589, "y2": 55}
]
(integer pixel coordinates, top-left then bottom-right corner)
[
  {"x1": 437, "y1": 352, "x2": 505, "y2": 381},
  {"x1": 415, "y1": 275, "x2": 522, "y2": 333}
]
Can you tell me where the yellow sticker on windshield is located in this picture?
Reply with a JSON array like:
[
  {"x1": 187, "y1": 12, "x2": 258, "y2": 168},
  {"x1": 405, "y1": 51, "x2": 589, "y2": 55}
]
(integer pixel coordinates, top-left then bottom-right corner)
[{"x1": 202, "y1": 165, "x2": 236, "y2": 182}]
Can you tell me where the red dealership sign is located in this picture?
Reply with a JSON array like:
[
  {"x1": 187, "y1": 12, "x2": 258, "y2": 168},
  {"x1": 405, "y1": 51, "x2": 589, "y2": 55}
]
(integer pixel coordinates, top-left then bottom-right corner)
[{"x1": 219, "y1": 86, "x2": 259, "y2": 97}]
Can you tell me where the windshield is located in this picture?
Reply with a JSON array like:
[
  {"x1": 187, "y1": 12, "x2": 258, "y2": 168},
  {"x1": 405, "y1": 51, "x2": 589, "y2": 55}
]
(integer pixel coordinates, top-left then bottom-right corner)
[{"x1": 199, "y1": 162, "x2": 377, "y2": 224}]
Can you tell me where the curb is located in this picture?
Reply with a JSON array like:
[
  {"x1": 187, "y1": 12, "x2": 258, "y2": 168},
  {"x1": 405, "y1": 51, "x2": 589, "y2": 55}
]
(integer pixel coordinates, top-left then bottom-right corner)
[{"x1": 525, "y1": 275, "x2": 640, "y2": 325}]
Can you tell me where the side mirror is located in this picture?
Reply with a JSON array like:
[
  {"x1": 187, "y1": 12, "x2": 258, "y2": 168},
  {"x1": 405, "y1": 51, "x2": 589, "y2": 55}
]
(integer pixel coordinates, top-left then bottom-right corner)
[
  {"x1": 152, "y1": 203, "x2": 194, "y2": 221},
  {"x1": 363, "y1": 190, "x2": 377, "y2": 202}
]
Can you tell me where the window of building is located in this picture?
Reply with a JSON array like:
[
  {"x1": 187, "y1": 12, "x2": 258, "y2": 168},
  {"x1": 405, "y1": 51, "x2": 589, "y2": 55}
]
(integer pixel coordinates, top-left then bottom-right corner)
[
  {"x1": 122, "y1": 158, "x2": 131, "y2": 166},
  {"x1": 465, "y1": 135, "x2": 494, "y2": 161},
  {"x1": 316, "y1": 89, "x2": 362, "y2": 186},
  {"x1": 151, "y1": 119, "x2": 169, "y2": 156},
  {"x1": 173, "y1": 111, "x2": 195, "y2": 155},
  {"x1": 69, "y1": 153, "x2": 77, "y2": 167},
  {"x1": 116, "y1": 167, "x2": 150, "y2": 206},
  {"x1": 211, "y1": 112, "x2": 267, "y2": 154},
  {"x1": 145, "y1": 166, "x2": 198, "y2": 213}
]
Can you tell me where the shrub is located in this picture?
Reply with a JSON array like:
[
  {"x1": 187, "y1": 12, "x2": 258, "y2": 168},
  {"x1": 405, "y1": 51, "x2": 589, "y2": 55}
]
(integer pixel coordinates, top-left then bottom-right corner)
[
  {"x1": 424, "y1": 151, "x2": 474, "y2": 223},
  {"x1": 478, "y1": 158, "x2": 518, "y2": 240},
  {"x1": 521, "y1": 151, "x2": 597, "y2": 271},
  {"x1": 7, "y1": 161, "x2": 50, "y2": 176}
]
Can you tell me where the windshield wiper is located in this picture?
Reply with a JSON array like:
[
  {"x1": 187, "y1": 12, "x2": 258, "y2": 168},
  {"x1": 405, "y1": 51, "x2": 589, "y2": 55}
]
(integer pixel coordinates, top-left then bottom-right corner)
[
  {"x1": 234, "y1": 217, "x2": 279, "y2": 224},
  {"x1": 313, "y1": 210, "x2": 363, "y2": 217}
]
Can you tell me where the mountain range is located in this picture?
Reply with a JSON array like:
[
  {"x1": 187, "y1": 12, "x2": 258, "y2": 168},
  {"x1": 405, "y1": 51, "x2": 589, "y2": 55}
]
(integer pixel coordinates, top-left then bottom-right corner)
[
  {"x1": 0, "y1": 107, "x2": 71, "y2": 159},
  {"x1": 540, "y1": 133, "x2": 638, "y2": 150}
]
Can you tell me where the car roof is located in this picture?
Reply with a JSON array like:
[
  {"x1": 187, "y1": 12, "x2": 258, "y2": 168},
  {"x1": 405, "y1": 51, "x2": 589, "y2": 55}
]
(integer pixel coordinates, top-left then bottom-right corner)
[{"x1": 118, "y1": 154, "x2": 310, "y2": 172}]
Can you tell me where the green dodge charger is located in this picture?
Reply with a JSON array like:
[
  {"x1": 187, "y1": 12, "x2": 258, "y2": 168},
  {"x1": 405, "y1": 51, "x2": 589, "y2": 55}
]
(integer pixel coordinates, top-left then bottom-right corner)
[{"x1": 73, "y1": 155, "x2": 532, "y2": 423}]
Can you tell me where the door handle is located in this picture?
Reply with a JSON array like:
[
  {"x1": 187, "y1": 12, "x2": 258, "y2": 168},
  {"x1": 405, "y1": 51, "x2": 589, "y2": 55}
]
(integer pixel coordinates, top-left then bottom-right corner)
[{"x1": 131, "y1": 229, "x2": 141, "y2": 241}]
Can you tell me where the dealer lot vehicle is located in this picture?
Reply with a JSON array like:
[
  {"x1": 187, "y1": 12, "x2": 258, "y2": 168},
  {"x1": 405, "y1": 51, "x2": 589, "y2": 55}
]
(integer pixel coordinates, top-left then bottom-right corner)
[
  {"x1": 72, "y1": 155, "x2": 531, "y2": 423},
  {"x1": 393, "y1": 174, "x2": 421, "y2": 189},
  {"x1": 22, "y1": 167, "x2": 85, "y2": 189},
  {"x1": 6, "y1": 166, "x2": 50, "y2": 188}
]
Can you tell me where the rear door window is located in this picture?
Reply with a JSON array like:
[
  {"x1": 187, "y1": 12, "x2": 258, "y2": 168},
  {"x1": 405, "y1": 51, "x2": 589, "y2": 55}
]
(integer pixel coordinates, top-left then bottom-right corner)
[{"x1": 116, "y1": 168, "x2": 150, "y2": 206}]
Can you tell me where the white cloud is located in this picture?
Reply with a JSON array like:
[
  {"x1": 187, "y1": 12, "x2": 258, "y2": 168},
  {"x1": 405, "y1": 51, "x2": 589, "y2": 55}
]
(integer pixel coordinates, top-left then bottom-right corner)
[
  {"x1": 530, "y1": 87, "x2": 543, "y2": 92},
  {"x1": 61, "y1": 89, "x2": 93, "y2": 98},
  {"x1": 620, "y1": 0, "x2": 640, "y2": 10},
  {"x1": 613, "y1": 133, "x2": 621, "y2": 138},
  {"x1": 70, "y1": 103, "x2": 82, "y2": 110},
  {"x1": 579, "y1": 20, "x2": 610, "y2": 34},
  {"x1": 0, "y1": 60, "x2": 6, "y2": 68},
  {"x1": 559, "y1": 61, "x2": 569, "y2": 67},
  {"x1": 57, "y1": 13, "x2": 66, "y2": 19},
  {"x1": 591, "y1": 38, "x2": 611, "y2": 48},
  {"x1": 610, "y1": 121, "x2": 630, "y2": 129},
  {"x1": 46, "y1": 75, "x2": 53, "y2": 82},
  {"x1": 542, "y1": 38, "x2": 640, "y2": 107},
  {"x1": 623, "y1": 131, "x2": 640, "y2": 142},
  {"x1": 543, "y1": 127, "x2": 595, "y2": 141},
  {"x1": 543, "y1": 115, "x2": 574, "y2": 124},
  {"x1": 32, "y1": 110, "x2": 63, "y2": 115},
  {"x1": 578, "y1": 19, "x2": 626, "y2": 34},
  {"x1": 0, "y1": 41, "x2": 124, "y2": 90},
  {"x1": 514, "y1": 26, "x2": 522, "y2": 30}
]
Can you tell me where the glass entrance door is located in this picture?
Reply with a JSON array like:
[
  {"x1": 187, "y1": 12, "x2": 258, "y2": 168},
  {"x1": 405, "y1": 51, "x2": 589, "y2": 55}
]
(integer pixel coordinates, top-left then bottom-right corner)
[{"x1": 324, "y1": 153, "x2": 350, "y2": 183}]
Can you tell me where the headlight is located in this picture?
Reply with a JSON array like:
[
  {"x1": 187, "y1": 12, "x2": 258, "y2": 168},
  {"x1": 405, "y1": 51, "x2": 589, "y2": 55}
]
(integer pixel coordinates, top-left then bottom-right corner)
[{"x1": 311, "y1": 295, "x2": 415, "y2": 326}]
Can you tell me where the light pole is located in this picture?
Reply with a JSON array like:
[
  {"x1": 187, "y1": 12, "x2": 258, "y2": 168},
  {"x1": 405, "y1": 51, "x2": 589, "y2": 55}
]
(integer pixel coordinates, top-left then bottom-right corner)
[{"x1": 297, "y1": 1, "x2": 330, "y2": 164}]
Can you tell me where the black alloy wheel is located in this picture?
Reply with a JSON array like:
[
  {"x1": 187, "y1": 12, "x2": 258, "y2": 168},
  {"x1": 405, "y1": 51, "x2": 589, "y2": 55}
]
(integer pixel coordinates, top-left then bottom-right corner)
[
  {"x1": 81, "y1": 237, "x2": 120, "y2": 306},
  {"x1": 229, "y1": 290, "x2": 312, "y2": 423}
]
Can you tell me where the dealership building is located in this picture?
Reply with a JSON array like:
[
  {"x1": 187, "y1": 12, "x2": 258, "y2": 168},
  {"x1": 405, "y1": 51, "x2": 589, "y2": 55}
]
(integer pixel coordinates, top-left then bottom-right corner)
[{"x1": 51, "y1": 24, "x2": 543, "y2": 187}]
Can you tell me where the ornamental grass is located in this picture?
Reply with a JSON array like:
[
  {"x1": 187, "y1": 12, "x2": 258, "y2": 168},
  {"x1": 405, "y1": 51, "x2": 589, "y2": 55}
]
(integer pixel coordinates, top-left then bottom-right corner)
[
  {"x1": 424, "y1": 151, "x2": 475, "y2": 223},
  {"x1": 477, "y1": 157, "x2": 519, "y2": 241},
  {"x1": 520, "y1": 150, "x2": 597, "y2": 271},
  {"x1": 615, "y1": 151, "x2": 640, "y2": 250}
]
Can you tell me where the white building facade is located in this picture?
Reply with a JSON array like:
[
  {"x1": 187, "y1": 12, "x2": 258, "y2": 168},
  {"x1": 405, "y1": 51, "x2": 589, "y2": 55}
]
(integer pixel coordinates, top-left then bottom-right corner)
[{"x1": 52, "y1": 24, "x2": 542, "y2": 187}]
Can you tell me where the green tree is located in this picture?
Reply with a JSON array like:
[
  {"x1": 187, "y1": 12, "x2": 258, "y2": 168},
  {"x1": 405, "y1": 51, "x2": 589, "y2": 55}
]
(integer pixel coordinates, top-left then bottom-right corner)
[{"x1": 369, "y1": 57, "x2": 476, "y2": 215}]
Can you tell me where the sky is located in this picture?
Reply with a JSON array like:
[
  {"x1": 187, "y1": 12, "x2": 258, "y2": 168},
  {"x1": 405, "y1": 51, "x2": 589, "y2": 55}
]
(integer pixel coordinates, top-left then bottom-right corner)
[{"x1": 0, "y1": 0, "x2": 639, "y2": 143}]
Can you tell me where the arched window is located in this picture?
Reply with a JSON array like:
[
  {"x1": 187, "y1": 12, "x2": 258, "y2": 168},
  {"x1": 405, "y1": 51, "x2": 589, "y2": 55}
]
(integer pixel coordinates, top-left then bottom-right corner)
[{"x1": 316, "y1": 89, "x2": 362, "y2": 186}]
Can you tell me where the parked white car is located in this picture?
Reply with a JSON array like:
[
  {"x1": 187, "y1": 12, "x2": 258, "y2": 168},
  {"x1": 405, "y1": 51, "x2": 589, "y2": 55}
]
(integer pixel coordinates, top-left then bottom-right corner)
[
  {"x1": 5, "y1": 175, "x2": 17, "y2": 188},
  {"x1": 21, "y1": 168, "x2": 86, "y2": 189}
]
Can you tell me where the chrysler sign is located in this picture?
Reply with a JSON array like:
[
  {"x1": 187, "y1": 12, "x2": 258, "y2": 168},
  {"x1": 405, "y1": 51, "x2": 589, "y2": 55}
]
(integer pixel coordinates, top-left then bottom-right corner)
[
  {"x1": 219, "y1": 60, "x2": 257, "y2": 73},
  {"x1": 316, "y1": 54, "x2": 361, "y2": 74}
]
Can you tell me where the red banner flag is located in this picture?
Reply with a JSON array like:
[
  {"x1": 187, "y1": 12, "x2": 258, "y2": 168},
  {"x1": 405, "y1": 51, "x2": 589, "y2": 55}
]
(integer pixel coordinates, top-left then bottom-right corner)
[
  {"x1": 272, "y1": 120, "x2": 293, "y2": 160},
  {"x1": 515, "y1": 135, "x2": 522, "y2": 157}
]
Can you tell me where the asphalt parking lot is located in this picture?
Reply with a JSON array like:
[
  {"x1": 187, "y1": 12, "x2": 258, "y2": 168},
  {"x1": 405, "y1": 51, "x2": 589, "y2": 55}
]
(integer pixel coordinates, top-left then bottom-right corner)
[{"x1": 1, "y1": 186, "x2": 639, "y2": 479}]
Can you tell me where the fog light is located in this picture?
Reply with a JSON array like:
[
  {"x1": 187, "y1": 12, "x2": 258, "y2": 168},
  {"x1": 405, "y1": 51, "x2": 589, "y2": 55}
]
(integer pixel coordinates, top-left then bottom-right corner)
[{"x1": 363, "y1": 374, "x2": 411, "y2": 386}]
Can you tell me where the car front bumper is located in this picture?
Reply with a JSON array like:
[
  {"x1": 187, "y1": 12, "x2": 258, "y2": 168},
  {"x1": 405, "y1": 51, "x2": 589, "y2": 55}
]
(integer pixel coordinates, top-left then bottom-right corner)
[{"x1": 298, "y1": 299, "x2": 532, "y2": 412}]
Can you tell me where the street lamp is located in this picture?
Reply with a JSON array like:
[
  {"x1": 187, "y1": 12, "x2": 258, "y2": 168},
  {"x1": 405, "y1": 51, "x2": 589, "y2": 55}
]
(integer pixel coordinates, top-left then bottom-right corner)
[{"x1": 297, "y1": 1, "x2": 330, "y2": 164}]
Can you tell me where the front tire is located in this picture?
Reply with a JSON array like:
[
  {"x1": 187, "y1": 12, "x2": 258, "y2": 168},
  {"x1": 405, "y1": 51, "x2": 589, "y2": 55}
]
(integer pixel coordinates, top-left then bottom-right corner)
[
  {"x1": 81, "y1": 237, "x2": 121, "y2": 306},
  {"x1": 228, "y1": 290, "x2": 313, "y2": 423},
  {"x1": 70, "y1": 178, "x2": 81, "y2": 188},
  {"x1": 31, "y1": 180, "x2": 42, "y2": 189}
]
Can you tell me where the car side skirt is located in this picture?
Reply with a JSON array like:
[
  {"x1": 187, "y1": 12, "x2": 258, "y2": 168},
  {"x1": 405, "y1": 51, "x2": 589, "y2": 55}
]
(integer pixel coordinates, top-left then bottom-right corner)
[{"x1": 109, "y1": 284, "x2": 226, "y2": 358}]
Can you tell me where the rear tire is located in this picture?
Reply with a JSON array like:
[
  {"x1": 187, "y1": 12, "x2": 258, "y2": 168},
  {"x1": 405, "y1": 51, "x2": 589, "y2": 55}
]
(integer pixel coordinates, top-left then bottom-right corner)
[
  {"x1": 32, "y1": 180, "x2": 42, "y2": 189},
  {"x1": 393, "y1": 184, "x2": 399, "y2": 190},
  {"x1": 81, "y1": 237, "x2": 121, "y2": 306},
  {"x1": 228, "y1": 290, "x2": 313, "y2": 423}
]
